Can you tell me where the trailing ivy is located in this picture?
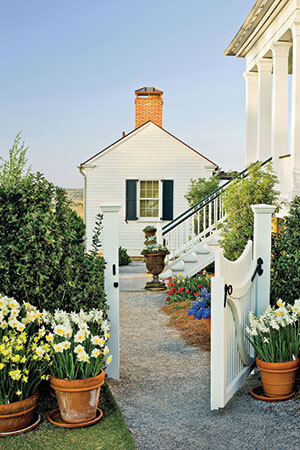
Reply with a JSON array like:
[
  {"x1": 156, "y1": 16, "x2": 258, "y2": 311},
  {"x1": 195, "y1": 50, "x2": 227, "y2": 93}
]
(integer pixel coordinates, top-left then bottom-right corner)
[
  {"x1": 218, "y1": 161, "x2": 279, "y2": 261},
  {"x1": 0, "y1": 134, "x2": 106, "y2": 313},
  {"x1": 271, "y1": 196, "x2": 300, "y2": 305}
]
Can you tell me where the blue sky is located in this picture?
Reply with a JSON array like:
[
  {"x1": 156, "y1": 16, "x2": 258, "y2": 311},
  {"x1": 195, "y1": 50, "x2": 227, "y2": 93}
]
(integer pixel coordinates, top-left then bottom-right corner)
[{"x1": 0, "y1": 0, "x2": 255, "y2": 188}]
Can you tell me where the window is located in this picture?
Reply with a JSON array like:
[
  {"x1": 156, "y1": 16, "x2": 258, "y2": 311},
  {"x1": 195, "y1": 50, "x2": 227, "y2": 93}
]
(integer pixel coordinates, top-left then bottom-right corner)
[
  {"x1": 139, "y1": 180, "x2": 160, "y2": 218},
  {"x1": 125, "y1": 179, "x2": 173, "y2": 221}
]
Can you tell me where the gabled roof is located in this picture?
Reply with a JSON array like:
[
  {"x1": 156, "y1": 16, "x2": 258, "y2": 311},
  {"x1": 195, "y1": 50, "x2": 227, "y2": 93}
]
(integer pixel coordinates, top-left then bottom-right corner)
[{"x1": 80, "y1": 121, "x2": 217, "y2": 167}]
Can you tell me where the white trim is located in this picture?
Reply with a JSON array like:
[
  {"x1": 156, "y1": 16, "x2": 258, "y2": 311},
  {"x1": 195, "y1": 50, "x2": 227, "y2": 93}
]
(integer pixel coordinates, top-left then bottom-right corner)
[{"x1": 137, "y1": 179, "x2": 161, "y2": 221}]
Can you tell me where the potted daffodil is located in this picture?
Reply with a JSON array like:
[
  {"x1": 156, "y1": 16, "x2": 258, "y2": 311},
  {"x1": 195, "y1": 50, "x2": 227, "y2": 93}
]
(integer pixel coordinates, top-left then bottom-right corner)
[{"x1": 48, "y1": 308, "x2": 112, "y2": 425}]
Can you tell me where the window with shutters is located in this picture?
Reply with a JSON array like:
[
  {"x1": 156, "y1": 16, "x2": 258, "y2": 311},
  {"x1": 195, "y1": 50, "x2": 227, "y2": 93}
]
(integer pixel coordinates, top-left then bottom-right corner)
[{"x1": 139, "y1": 180, "x2": 160, "y2": 218}]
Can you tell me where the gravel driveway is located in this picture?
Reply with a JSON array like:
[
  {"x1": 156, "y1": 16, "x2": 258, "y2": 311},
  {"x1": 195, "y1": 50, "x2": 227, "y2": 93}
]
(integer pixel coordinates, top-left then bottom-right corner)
[{"x1": 108, "y1": 262, "x2": 300, "y2": 450}]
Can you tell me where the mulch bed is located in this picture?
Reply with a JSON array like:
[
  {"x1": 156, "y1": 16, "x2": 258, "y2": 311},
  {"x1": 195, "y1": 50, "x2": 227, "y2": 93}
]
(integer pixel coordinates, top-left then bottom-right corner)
[{"x1": 162, "y1": 301, "x2": 210, "y2": 352}]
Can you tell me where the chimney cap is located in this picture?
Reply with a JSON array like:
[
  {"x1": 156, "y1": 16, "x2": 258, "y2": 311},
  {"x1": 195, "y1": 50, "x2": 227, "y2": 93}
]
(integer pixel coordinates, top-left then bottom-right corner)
[{"x1": 135, "y1": 87, "x2": 163, "y2": 96}]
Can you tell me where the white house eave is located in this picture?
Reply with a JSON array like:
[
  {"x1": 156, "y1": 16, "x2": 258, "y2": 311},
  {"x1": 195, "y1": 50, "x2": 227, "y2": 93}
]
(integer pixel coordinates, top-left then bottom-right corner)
[
  {"x1": 224, "y1": 0, "x2": 284, "y2": 58},
  {"x1": 79, "y1": 121, "x2": 153, "y2": 167}
]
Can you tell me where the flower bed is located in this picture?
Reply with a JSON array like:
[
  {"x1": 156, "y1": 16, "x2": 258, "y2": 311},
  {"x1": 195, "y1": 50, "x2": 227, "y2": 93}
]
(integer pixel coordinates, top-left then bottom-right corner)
[{"x1": 164, "y1": 270, "x2": 213, "y2": 305}]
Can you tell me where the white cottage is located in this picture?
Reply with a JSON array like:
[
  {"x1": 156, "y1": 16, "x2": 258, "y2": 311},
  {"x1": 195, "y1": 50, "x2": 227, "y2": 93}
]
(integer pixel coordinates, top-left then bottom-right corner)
[{"x1": 79, "y1": 87, "x2": 217, "y2": 256}]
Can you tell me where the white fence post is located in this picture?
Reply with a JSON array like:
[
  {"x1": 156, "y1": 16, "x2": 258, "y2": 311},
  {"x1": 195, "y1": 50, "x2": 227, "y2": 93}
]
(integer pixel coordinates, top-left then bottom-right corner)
[
  {"x1": 100, "y1": 203, "x2": 121, "y2": 380},
  {"x1": 251, "y1": 204, "x2": 276, "y2": 316},
  {"x1": 211, "y1": 272, "x2": 226, "y2": 410}
]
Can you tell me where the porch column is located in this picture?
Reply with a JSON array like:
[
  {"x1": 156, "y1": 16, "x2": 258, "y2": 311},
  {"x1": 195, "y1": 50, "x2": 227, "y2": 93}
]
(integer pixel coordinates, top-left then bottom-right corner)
[
  {"x1": 271, "y1": 42, "x2": 291, "y2": 180},
  {"x1": 243, "y1": 71, "x2": 258, "y2": 165},
  {"x1": 291, "y1": 21, "x2": 300, "y2": 197},
  {"x1": 257, "y1": 58, "x2": 273, "y2": 161}
]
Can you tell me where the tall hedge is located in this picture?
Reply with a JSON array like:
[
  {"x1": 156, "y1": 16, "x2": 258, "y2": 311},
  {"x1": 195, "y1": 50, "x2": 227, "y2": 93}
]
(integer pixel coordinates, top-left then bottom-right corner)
[
  {"x1": 0, "y1": 134, "x2": 106, "y2": 313},
  {"x1": 271, "y1": 196, "x2": 300, "y2": 304}
]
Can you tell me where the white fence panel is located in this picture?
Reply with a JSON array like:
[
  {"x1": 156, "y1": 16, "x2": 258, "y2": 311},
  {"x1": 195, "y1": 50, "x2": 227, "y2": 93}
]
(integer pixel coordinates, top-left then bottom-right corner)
[
  {"x1": 210, "y1": 204, "x2": 276, "y2": 410},
  {"x1": 211, "y1": 242, "x2": 256, "y2": 410}
]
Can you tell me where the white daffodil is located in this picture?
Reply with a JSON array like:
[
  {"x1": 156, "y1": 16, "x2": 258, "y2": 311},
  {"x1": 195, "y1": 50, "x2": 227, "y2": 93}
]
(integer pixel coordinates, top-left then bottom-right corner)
[
  {"x1": 91, "y1": 348, "x2": 101, "y2": 358},
  {"x1": 106, "y1": 355, "x2": 113, "y2": 365},
  {"x1": 74, "y1": 344, "x2": 84, "y2": 354},
  {"x1": 16, "y1": 322, "x2": 25, "y2": 332},
  {"x1": 77, "y1": 352, "x2": 89, "y2": 362},
  {"x1": 74, "y1": 330, "x2": 85, "y2": 343},
  {"x1": 54, "y1": 343, "x2": 64, "y2": 353},
  {"x1": 8, "y1": 318, "x2": 18, "y2": 329},
  {"x1": 54, "y1": 325, "x2": 66, "y2": 337},
  {"x1": 61, "y1": 341, "x2": 71, "y2": 350},
  {"x1": 0, "y1": 296, "x2": 8, "y2": 308},
  {"x1": 8, "y1": 299, "x2": 20, "y2": 310},
  {"x1": 35, "y1": 346, "x2": 45, "y2": 357}
]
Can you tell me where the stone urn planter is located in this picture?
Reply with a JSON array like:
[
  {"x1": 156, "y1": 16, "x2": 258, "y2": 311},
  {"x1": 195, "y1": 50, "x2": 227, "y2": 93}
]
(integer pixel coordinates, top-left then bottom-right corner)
[
  {"x1": 143, "y1": 226, "x2": 156, "y2": 240},
  {"x1": 50, "y1": 370, "x2": 105, "y2": 424},
  {"x1": 142, "y1": 246, "x2": 169, "y2": 291},
  {"x1": 0, "y1": 391, "x2": 39, "y2": 435}
]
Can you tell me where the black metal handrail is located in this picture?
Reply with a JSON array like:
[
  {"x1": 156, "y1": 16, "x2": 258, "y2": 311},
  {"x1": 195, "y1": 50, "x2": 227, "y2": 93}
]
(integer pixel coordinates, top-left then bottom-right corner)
[{"x1": 162, "y1": 157, "x2": 272, "y2": 236}]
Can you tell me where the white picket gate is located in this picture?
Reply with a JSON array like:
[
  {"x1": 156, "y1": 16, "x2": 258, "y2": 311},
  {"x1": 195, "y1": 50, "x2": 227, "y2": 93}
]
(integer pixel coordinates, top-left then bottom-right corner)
[{"x1": 210, "y1": 204, "x2": 276, "y2": 410}]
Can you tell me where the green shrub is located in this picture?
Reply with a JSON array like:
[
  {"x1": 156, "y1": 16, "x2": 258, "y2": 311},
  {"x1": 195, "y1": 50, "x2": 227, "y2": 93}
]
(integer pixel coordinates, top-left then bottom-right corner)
[
  {"x1": 0, "y1": 134, "x2": 106, "y2": 313},
  {"x1": 271, "y1": 196, "x2": 300, "y2": 304},
  {"x1": 185, "y1": 175, "x2": 220, "y2": 207},
  {"x1": 218, "y1": 161, "x2": 279, "y2": 261},
  {"x1": 119, "y1": 246, "x2": 131, "y2": 266}
]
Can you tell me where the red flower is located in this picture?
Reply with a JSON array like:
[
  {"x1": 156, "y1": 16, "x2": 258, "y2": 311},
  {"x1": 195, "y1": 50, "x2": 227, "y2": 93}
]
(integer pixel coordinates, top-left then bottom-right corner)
[
  {"x1": 168, "y1": 277, "x2": 172, "y2": 281},
  {"x1": 165, "y1": 297, "x2": 171, "y2": 302},
  {"x1": 177, "y1": 287, "x2": 185, "y2": 294},
  {"x1": 193, "y1": 293, "x2": 197, "y2": 297},
  {"x1": 186, "y1": 289, "x2": 190, "y2": 293},
  {"x1": 168, "y1": 288, "x2": 175, "y2": 295},
  {"x1": 198, "y1": 284, "x2": 202, "y2": 288},
  {"x1": 211, "y1": 274, "x2": 215, "y2": 277}
]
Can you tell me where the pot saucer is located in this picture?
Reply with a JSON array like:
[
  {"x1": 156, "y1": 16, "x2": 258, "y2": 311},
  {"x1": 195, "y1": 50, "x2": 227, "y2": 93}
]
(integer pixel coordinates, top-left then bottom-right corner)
[
  {"x1": 0, "y1": 413, "x2": 41, "y2": 437},
  {"x1": 48, "y1": 408, "x2": 103, "y2": 428},
  {"x1": 250, "y1": 385, "x2": 295, "y2": 402}
]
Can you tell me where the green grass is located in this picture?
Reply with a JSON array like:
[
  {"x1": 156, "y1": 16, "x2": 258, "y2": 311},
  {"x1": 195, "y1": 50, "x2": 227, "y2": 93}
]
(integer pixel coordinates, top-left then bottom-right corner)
[{"x1": 1, "y1": 384, "x2": 136, "y2": 450}]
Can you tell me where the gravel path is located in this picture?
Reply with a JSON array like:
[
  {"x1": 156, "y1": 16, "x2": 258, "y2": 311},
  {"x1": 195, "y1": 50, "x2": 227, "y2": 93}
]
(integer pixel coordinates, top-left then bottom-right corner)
[{"x1": 108, "y1": 263, "x2": 300, "y2": 449}]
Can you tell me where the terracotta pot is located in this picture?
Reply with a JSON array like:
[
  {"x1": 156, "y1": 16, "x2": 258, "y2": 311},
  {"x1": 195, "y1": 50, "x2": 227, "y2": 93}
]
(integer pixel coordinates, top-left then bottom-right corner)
[
  {"x1": 50, "y1": 370, "x2": 105, "y2": 424},
  {"x1": 256, "y1": 357, "x2": 299, "y2": 398},
  {"x1": 0, "y1": 391, "x2": 38, "y2": 433},
  {"x1": 203, "y1": 317, "x2": 211, "y2": 335}
]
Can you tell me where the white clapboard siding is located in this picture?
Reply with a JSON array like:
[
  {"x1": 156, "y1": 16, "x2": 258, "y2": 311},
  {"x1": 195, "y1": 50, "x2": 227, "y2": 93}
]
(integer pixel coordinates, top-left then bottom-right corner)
[{"x1": 82, "y1": 122, "x2": 215, "y2": 255}]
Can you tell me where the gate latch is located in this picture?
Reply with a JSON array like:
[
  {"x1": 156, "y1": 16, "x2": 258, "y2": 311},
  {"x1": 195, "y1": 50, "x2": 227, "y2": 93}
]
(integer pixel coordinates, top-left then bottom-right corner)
[
  {"x1": 251, "y1": 257, "x2": 264, "y2": 282},
  {"x1": 224, "y1": 284, "x2": 233, "y2": 307}
]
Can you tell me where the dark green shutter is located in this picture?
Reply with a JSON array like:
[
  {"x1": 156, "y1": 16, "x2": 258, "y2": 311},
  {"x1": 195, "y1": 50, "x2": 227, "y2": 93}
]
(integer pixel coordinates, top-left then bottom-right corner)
[
  {"x1": 126, "y1": 180, "x2": 137, "y2": 220},
  {"x1": 162, "y1": 180, "x2": 174, "y2": 220}
]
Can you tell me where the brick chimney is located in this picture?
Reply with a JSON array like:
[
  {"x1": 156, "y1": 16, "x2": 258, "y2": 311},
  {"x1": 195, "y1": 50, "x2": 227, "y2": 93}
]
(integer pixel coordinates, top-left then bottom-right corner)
[{"x1": 135, "y1": 87, "x2": 163, "y2": 128}]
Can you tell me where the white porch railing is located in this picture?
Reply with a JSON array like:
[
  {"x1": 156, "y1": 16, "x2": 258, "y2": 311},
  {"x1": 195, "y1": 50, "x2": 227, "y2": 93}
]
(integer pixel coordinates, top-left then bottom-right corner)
[
  {"x1": 210, "y1": 204, "x2": 276, "y2": 410},
  {"x1": 162, "y1": 193, "x2": 225, "y2": 262},
  {"x1": 161, "y1": 157, "x2": 272, "y2": 264}
]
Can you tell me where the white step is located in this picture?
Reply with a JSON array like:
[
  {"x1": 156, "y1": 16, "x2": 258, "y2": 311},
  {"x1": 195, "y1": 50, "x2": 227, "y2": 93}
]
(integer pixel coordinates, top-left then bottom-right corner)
[
  {"x1": 182, "y1": 252, "x2": 198, "y2": 263},
  {"x1": 171, "y1": 261, "x2": 185, "y2": 272},
  {"x1": 195, "y1": 246, "x2": 210, "y2": 255}
]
